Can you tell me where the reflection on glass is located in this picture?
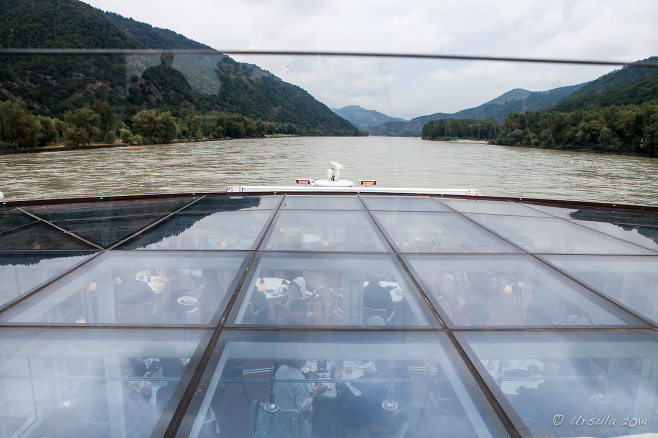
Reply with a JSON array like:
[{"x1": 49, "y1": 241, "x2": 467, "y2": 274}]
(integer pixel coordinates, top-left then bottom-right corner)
[
  {"x1": 24, "y1": 197, "x2": 194, "y2": 222},
  {"x1": 571, "y1": 219, "x2": 658, "y2": 252},
  {"x1": 361, "y1": 195, "x2": 451, "y2": 212},
  {"x1": 180, "y1": 195, "x2": 281, "y2": 213},
  {"x1": 15, "y1": 198, "x2": 197, "y2": 248},
  {"x1": 373, "y1": 211, "x2": 519, "y2": 253},
  {"x1": 119, "y1": 210, "x2": 273, "y2": 250},
  {"x1": 0, "y1": 209, "x2": 35, "y2": 232},
  {"x1": 461, "y1": 331, "x2": 658, "y2": 437},
  {"x1": 263, "y1": 210, "x2": 389, "y2": 252},
  {"x1": 282, "y1": 195, "x2": 364, "y2": 210},
  {"x1": 525, "y1": 204, "x2": 658, "y2": 252},
  {"x1": 0, "y1": 222, "x2": 97, "y2": 250},
  {"x1": 544, "y1": 255, "x2": 658, "y2": 325},
  {"x1": 466, "y1": 214, "x2": 655, "y2": 255},
  {"x1": 183, "y1": 331, "x2": 506, "y2": 438},
  {"x1": 0, "y1": 328, "x2": 206, "y2": 438},
  {"x1": 0, "y1": 251, "x2": 248, "y2": 325},
  {"x1": 439, "y1": 199, "x2": 550, "y2": 217},
  {"x1": 0, "y1": 252, "x2": 95, "y2": 309},
  {"x1": 405, "y1": 254, "x2": 641, "y2": 327},
  {"x1": 229, "y1": 253, "x2": 434, "y2": 327}
]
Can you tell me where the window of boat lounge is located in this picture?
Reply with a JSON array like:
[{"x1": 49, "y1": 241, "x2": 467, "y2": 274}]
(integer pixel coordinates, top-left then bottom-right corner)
[
  {"x1": 227, "y1": 252, "x2": 435, "y2": 327},
  {"x1": 371, "y1": 210, "x2": 520, "y2": 253},
  {"x1": 179, "y1": 331, "x2": 509, "y2": 438},
  {"x1": 0, "y1": 251, "x2": 249, "y2": 325},
  {"x1": 465, "y1": 214, "x2": 656, "y2": 255},
  {"x1": 119, "y1": 209, "x2": 275, "y2": 250},
  {"x1": 543, "y1": 255, "x2": 658, "y2": 325},
  {"x1": 404, "y1": 254, "x2": 645, "y2": 327},
  {"x1": 261, "y1": 210, "x2": 390, "y2": 252},
  {"x1": 0, "y1": 252, "x2": 95, "y2": 310},
  {"x1": 0, "y1": 327, "x2": 209, "y2": 438},
  {"x1": 459, "y1": 331, "x2": 658, "y2": 437}
]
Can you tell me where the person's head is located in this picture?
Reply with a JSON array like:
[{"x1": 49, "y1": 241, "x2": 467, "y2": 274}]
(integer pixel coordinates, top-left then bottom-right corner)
[
  {"x1": 288, "y1": 359, "x2": 307, "y2": 369},
  {"x1": 366, "y1": 315, "x2": 385, "y2": 326},
  {"x1": 160, "y1": 52, "x2": 175, "y2": 67},
  {"x1": 288, "y1": 299, "x2": 307, "y2": 324},
  {"x1": 290, "y1": 237, "x2": 303, "y2": 250},
  {"x1": 368, "y1": 272, "x2": 381, "y2": 286}
]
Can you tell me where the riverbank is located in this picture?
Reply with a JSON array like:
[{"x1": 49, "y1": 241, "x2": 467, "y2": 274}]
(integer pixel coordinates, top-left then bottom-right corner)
[{"x1": 0, "y1": 135, "x2": 299, "y2": 156}]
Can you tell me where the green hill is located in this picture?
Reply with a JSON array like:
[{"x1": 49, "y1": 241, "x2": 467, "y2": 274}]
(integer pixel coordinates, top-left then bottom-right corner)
[
  {"x1": 0, "y1": 0, "x2": 358, "y2": 135},
  {"x1": 550, "y1": 57, "x2": 658, "y2": 112}
]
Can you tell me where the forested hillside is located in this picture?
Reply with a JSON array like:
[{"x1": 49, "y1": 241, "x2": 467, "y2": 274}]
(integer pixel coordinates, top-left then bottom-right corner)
[
  {"x1": 0, "y1": 0, "x2": 359, "y2": 151},
  {"x1": 551, "y1": 58, "x2": 658, "y2": 112}
]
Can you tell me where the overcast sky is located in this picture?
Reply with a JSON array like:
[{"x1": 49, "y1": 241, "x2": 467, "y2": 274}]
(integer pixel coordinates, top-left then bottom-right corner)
[{"x1": 82, "y1": 0, "x2": 657, "y2": 119}]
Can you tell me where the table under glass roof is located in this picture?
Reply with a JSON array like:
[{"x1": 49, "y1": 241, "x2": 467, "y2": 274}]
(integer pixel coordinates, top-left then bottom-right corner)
[{"x1": 1, "y1": 192, "x2": 657, "y2": 438}]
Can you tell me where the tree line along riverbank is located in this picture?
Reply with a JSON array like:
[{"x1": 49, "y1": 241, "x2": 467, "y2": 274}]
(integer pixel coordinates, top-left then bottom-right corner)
[
  {"x1": 421, "y1": 102, "x2": 658, "y2": 157},
  {"x1": 0, "y1": 96, "x2": 367, "y2": 154}
]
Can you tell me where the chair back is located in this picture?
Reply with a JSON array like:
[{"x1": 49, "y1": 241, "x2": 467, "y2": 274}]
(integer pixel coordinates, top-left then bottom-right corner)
[
  {"x1": 243, "y1": 302, "x2": 255, "y2": 323},
  {"x1": 116, "y1": 302, "x2": 153, "y2": 323},
  {"x1": 329, "y1": 289, "x2": 343, "y2": 323},
  {"x1": 274, "y1": 303, "x2": 289, "y2": 323}
]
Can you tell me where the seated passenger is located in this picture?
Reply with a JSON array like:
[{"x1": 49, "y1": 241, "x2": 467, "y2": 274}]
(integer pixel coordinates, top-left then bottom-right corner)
[
  {"x1": 363, "y1": 272, "x2": 395, "y2": 317},
  {"x1": 280, "y1": 299, "x2": 308, "y2": 325},
  {"x1": 114, "y1": 269, "x2": 154, "y2": 305},
  {"x1": 274, "y1": 359, "x2": 326, "y2": 438},
  {"x1": 283, "y1": 271, "x2": 306, "y2": 305},
  {"x1": 335, "y1": 360, "x2": 413, "y2": 432}
]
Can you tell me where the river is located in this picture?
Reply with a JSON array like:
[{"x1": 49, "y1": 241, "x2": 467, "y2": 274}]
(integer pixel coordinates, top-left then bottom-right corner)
[{"x1": 1, "y1": 136, "x2": 657, "y2": 206}]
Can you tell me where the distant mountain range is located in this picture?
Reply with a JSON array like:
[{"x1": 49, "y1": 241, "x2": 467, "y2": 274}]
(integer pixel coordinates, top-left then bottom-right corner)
[
  {"x1": 359, "y1": 58, "x2": 657, "y2": 137},
  {"x1": 0, "y1": 0, "x2": 359, "y2": 136},
  {"x1": 330, "y1": 105, "x2": 407, "y2": 132},
  {"x1": 370, "y1": 84, "x2": 586, "y2": 136}
]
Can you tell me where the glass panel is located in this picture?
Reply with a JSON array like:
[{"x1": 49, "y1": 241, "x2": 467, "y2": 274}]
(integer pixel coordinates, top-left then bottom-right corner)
[
  {"x1": 181, "y1": 331, "x2": 508, "y2": 438},
  {"x1": 0, "y1": 222, "x2": 98, "y2": 250},
  {"x1": 525, "y1": 204, "x2": 658, "y2": 252},
  {"x1": 404, "y1": 254, "x2": 642, "y2": 327},
  {"x1": 0, "y1": 252, "x2": 95, "y2": 309},
  {"x1": 0, "y1": 209, "x2": 36, "y2": 233},
  {"x1": 119, "y1": 210, "x2": 273, "y2": 250},
  {"x1": 372, "y1": 211, "x2": 519, "y2": 253},
  {"x1": 23, "y1": 197, "x2": 194, "y2": 222},
  {"x1": 467, "y1": 214, "x2": 655, "y2": 255},
  {"x1": 20, "y1": 198, "x2": 197, "y2": 248},
  {"x1": 571, "y1": 220, "x2": 658, "y2": 252},
  {"x1": 262, "y1": 210, "x2": 389, "y2": 252},
  {"x1": 0, "y1": 327, "x2": 207, "y2": 438},
  {"x1": 180, "y1": 195, "x2": 282, "y2": 213},
  {"x1": 460, "y1": 331, "x2": 658, "y2": 437},
  {"x1": 361, "y1": 195, "x2": 452, "y2": 212},
  {"x1": 544, "y1": 255, "x2": 658, "y2": 325},
  {"x1": 440, "y1": 199, "x2": 551, "y2": 217},
  {"x1": 282, "y1": 195, "x2": 364, "y2": 210},
  {"x1": 228, "y1": 253, "x2": 435, "y2": 327},
  {"x1": 524, "y1": 204, "x2": 658, "y2": 223},
  {"x1": 0, "y1": 251, "x2": 248, "y2": 325}
]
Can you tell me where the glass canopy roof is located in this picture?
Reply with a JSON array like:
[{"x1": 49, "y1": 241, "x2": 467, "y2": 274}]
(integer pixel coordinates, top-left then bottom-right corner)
[{"x1": 0, "y1": 192, "x2": 657, "y2": 438}]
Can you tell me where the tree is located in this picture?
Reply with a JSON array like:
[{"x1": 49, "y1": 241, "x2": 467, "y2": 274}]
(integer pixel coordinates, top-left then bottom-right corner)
[
  {"x1": 63, "y1": 107, "x2": 101, "y2": 146},
  {"x1": 131, "y1": 109, "x2": 177, "y2": 143},
  {"x1": 0, "y1": 98, "x2": 43, "y2": 148}
]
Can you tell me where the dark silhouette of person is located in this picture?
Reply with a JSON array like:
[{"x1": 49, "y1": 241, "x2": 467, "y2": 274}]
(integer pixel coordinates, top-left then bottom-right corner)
[
  {"x1": 363, "y1": 272, "x2": 395, "y2": 317},
  {"x1": 335, "y1": 360, "x2": 413, "y2": 432}
]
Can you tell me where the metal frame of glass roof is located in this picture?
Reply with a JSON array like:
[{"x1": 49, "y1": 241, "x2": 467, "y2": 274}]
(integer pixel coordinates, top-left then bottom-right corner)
[{"x1": 1, "y1": 191, "x2": 657, "y2": 438}]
